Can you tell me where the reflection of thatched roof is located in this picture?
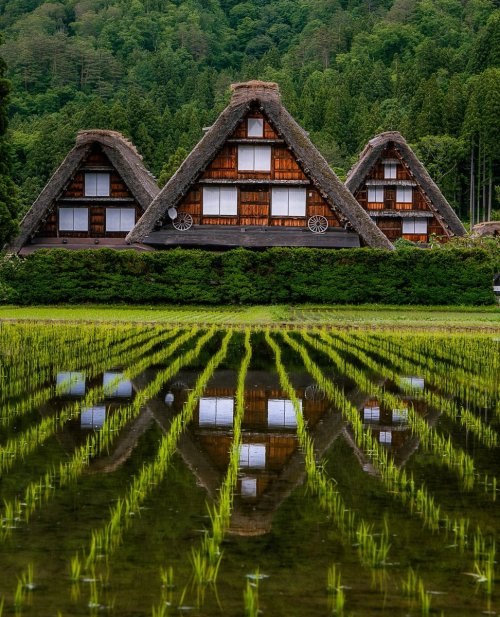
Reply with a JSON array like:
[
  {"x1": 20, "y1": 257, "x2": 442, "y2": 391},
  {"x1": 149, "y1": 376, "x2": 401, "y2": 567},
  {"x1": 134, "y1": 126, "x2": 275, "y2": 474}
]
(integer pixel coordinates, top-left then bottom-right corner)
[
  {"x1": 9, "y1": 130, "x2": 159, "y2": 254},
  {"x1": 126, "y1": 81, "x2": 393, "y2": 250},
  {"x1": 346, "y1": 132, "x2": 466, "y2": 237}
]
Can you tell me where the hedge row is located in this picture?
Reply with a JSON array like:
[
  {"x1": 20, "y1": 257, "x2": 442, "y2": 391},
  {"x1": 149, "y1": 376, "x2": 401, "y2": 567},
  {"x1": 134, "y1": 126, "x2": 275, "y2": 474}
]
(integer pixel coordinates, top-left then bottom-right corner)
[{"x1": 0, "y1": 247, "x2": 497, "y2": 305}]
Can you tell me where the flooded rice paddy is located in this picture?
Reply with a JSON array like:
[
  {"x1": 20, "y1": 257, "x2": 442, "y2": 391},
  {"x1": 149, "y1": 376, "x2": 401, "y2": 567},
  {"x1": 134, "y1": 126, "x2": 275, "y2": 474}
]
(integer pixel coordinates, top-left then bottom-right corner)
[{"x1": 0, "y1": 323, "x2": 498, "y2": 616}]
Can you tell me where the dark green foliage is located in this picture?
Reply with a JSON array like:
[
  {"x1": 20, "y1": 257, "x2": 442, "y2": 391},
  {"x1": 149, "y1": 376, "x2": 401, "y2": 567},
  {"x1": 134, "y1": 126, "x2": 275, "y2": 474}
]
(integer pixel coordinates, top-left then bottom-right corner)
[{"x1": 0, "y1": 247, "x2": 496, "y2": 306}]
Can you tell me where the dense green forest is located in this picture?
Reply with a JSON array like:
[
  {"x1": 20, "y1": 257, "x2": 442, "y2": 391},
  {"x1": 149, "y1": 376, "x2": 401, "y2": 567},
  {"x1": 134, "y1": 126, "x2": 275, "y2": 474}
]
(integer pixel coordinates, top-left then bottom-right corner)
[{"x1": 0, "y1": 0, "x2": 499, "y2": 228}]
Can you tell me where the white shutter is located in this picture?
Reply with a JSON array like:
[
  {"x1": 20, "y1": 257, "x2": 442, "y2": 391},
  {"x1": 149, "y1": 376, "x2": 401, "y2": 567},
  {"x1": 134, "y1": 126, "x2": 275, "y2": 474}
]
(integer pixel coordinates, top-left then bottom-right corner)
[
  {"x1": 248, "y1": 444, "x2": 266, "y2": 468},
  {"x1": 120, "y1": 208, "x2": 136, "y2": 231},
  {"x1": 106, "y1": 209, "x2": 121, "y2": 232},
  {"x1": 247, "y1": 117, "x2": 264, "y2": 137},
  {"x1": 254, "y1": 146, "x2": 271, "y2": 171},
  {"x1": 57, "y1": 371, "x2": 85, "y2": 396},
  {"x1": 241, "y1": 477, "x2": 257, "y2": 497},
  {"x1": 288, "y1": 188, "x2": 306, "y2": 216},
  {"x1": 379, "y1": 431, "x2": 392, "y2": 444},
  {"x1": 103, "y1": 372, "x2": 132, "y2": 397},
  {"x1": 368, "y1": 187, "x2": 384, "y2": 202},
  {"x1": 238, "y1": 145, "x2": 255, "y2": 171},
  {"x1": 363, "y1": 406, "x2": 380, "y2": 422},
  {"x1": 73, "y1": 209, "x2": 89, "y2": 231},
  {"x1": 397, "y1": 187, "x2": 413, "y2": 203},
  {"x1": 216, "y1": 397, "x2": 234, "y2": 426},
  {"x1": 414, "y1": 218, "x2": 427, "y2": 234},
  {"x1": 59, "y1": 208, "x2": 74, "y2": 231},
  {"x1": 96, "y1": 173, "x2": 110, "y2": 196},
  {"x1": 384, "y1": 163, "x2": 397, "y2": 179},
  {"x1": 81, "y1": 406, "x2": 106, "y2": 429},
  {"x1": 203, "y1": 187, "x2": 220, "y2": 215},
  {"x1": 85, "y1": 173, "x2": 97, "y2": 196},
  {"x1": 271, "y1": 188, "x2": 289, "y2": 216},
  {"x1": 402, "y1": 217, "x2": 425, "y2": 234},
  {"x1": 219, "y1": 187, "x2": 237, "y2": 215}
]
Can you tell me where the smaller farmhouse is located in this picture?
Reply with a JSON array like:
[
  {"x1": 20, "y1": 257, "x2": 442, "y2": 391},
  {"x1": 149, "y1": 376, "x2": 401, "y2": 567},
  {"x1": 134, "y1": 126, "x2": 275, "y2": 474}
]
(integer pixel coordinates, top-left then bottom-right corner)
[
  {"x1": 126, "y1": 81, "x2": 393, "y2": 250},
  {"x1": 9, "y1": 130, "x2": 159, "y2": 254},
  {"x1": 346, "y1": 132, "x2": 466, "y2": 243}
]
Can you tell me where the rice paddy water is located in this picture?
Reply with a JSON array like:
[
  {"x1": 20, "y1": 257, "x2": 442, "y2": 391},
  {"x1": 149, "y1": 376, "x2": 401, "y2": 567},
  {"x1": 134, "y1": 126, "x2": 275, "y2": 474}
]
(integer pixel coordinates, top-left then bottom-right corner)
[{"x1": 0, "y1": 322, "x2": 498, "y2": 616}]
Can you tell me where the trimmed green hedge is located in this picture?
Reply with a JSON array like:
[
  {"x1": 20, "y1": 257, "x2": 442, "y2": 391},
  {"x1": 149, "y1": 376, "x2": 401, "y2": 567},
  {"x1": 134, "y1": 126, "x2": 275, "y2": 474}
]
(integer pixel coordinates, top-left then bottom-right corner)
[{"x1": 0, "y1": 247, "x2": 497, "y2": 305}]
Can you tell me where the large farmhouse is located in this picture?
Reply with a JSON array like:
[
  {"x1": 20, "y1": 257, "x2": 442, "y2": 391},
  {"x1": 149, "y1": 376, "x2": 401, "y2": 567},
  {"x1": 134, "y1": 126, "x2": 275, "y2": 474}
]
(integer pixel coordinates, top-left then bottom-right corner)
[
  {"x1": 126, "y1": 81, "x2": 393, "y2": 250},
  {"x1": 346, "y1": 132, "x2": 466, "y2": 243},
  {"x1": 9, "y1": 130, "x2": 159, "y2": 254}
]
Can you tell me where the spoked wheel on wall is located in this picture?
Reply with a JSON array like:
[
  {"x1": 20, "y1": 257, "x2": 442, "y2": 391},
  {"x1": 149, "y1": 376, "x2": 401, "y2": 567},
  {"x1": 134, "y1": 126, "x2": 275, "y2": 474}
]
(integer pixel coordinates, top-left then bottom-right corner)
[
  {"x1": 172, "y1": 212, "x2": 193, "y2": 231},
  {"x1": 307, "y1": 215, "x2": 328, "y2": 234}
]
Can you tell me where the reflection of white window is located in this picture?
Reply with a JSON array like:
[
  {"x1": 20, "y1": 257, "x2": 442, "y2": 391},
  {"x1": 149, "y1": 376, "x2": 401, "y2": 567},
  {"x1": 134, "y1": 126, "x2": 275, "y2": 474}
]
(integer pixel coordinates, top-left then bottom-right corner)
[
  {"x1": 56, "y1": 372, "x2": 86, "y2": 396},
  {"x1": 85, "y1": 172, "x2": 110, "y2": 197},
  {"x1": 384, "y1": 163, "x2": 397, "y2": 179},
  {"x1": 59, "y1": 208, "x2": 88, "y2": 231},
  {"x1": 105, "y1": 208, "x2": 135, "y2": 232},
  {"x1": 199, "y1": 397, "x2": 234, "y2": 427},
  {"x1": 81, "y1": 406, "x2": 106, "y2": 429},
  {"x1": 271, "y1": 188, "x2": 306, "y2": 217},
  {"x1": 239, "y1": 444, "x2": 266, "y2": 469},
  {"x1": 241, "y1": 477, "x2": 257, "y2": 497},
  {"x1": 402, "y1": 218, "x2": 427, "y2": 234},
  {"x1": 103, "y1": 372, "x2": 132, "y2": 397},
  {"x1": 247, "y1": 118, "x2": 264, "y2": 137},
  {"x1": 400, "y1": 377, "x2": 425, "y2": 390},
  {"x1": 203, "y1": 187, "x2": 238, "y2": 215},
  {"x1": 396, "y1": 187, "x2": 413, "y2": 203},
  {"x1": 379, "y1": 431, "x2": 392, "y2": 444},
  {"x1": 267, "y1": 399, "x2": 299, "y2": 428},
  {"x1": 368, "y1": 187, "x2": 384, "y2": 203},
  {"x1": 238, "y1": 145, "x2": 271, "y2": 171},
  {"x1": 363, "y1": 406, "x2": 380, "y2": 422},
  {"x1": 392, "y1": 408, "x2": 408, "y2": 423}
]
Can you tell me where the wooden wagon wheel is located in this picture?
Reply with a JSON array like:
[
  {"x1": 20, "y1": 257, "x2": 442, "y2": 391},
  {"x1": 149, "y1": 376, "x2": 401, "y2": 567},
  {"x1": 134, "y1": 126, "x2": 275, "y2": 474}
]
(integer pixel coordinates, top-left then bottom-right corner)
[
  {"x1": 307, "y1": 215, "x2": 328, "y2": 234},
  {"x1": 172, "y1": 212, "x2": 193, "y2": 231}
]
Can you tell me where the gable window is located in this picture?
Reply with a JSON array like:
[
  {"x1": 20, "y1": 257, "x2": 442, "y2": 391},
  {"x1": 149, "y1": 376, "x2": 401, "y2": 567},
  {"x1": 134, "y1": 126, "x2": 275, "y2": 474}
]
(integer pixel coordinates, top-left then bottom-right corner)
[
  {"x1": 379, "y1": 431, "x2": 392, "y2": 445},
  {"x1": 368, "y1": 187, "x2": 384, "y2": 203},
  {"x1": 81, "y1": 406, "x2": 106, "y2": 430},
  {"x1": 238, "y1": 145, "x2": 271, "y2": 171},
  {"x1": 85, "y1": 172, "x2": 110, "y2": 197},
  {"x1": 203, "y1": 187, "x2": 238, "y2": 215},
  {"x1": 402, "y1": 218, "x2": 427, "y2": 235},
  {"x1": 363, "y1": 406, "x2": 380, "y2": 422},
  {"x1": 199, "y1": 397, "x2": 234, "y2": 427},
  {"x1": 384, "y1": 163, "x2": 397, "y2": 179},
  {"x1": 239, "y1": 444, "x2": 266, "y2": 469},
  {"x1": 247, "y1": 117, "x2": 264, "y2": 137},
  {"x1": 59, "y1": 208, "x2": 88, "y2": 232},
  {"x1": 271, "y1": 187, "x2": 306, "y2": 217},
  {"x1": 106, "y1": 208, "x2": 136, "y2": 232},
  {"x1": 396, "y1": 187, "x2": 413, "y2": 203},
  {"x1": 267, "y1": 399, "x2": 300, "y2": 428}
]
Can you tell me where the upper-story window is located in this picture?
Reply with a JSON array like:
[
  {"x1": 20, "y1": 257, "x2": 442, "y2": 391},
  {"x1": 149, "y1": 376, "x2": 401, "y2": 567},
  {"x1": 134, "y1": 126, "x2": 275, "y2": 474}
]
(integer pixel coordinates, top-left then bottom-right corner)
[
  {"x1": 85, "y1": 172, "x2": 110, "y2": 197},
  {"x1": 384, "y1": 163, "x2": 397, "y2": 179},
  {"x1": 203, "y1": 186, "x2": 238, "y2": 215},
  {"x1": 368, "y1": 187, "x2": 384, "y2": 203},
  {"x1": 238, "y1": 145, "x2": 271, "y2": 171},
  {"x1": 106, "y1": 208, "x2": 135, "y2": 232},
  {"x1": 271, "y1": 187, "x2": 306, "y2": 217},
  {"x1": 59, "y1": 207, "x2": 88, "y2": 231},
  {"x1": 247, "y1": 117, "x2": 264, "y2": 137},
  {"x1": 396, "y1": 187, "x2": 413, "y2": 203},
  {"x1": 402, "y1": 217, "x2": 427, "y2": 234}
]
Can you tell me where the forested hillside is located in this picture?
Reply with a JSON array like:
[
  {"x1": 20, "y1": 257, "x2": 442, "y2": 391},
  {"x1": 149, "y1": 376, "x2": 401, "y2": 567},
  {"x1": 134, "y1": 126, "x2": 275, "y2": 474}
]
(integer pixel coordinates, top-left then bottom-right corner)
[{"x1": 0, "y1": 0, "x2": 499, "y2": 224}]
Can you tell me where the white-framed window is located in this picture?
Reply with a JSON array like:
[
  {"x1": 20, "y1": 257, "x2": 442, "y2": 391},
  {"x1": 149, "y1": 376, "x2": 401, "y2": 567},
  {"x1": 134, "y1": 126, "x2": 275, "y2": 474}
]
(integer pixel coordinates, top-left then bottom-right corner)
[
  {"x1": 85, "y1": 172, "x2": 110, "y2": 197},
  {"x1": 238, "y1": 145, "x2": 271, "y2": 171},
  {"x1": 81, "y1": 405, "x2": 106, "y2": 430},
  {"x1": 402, "y1": 218, "x2": 427, "y2": 234},
  {"x1": 247, "y1": 117, "x2": 264, "y2": 137},
  {"x1": 271, "y1": 187, "x2": 306, "y2": 217},
  {"x1": 199, "y1": 397, "x2": 234, "y2": 427},
  {"x1": 103, "y1": 372, "x2": 132, "y2": 397},
  {"x1": 203, "y1": 186, "x2": 238, "y2": 215},
  {"x1": 363, "y1": 406, "x2": 380, "y2": 422},
  {"x1": 392, "y1": 408, "x2": 409, "y2": 423},
  {"x1": 396, "y1": 187, "x2": 413, "y2": 203},
  {"x1": 267, "y1": 399, "x2": 300, "y2": 428},
  {"x1": 239, "y1": 444, "x2": 266, "y2": 469},
  {"x1": 59, "y1": 208, "x2": 88, "y2": 232},
  {"x1": 241, "y1": 477, "x2": 258, "y2": 498},
  {"x1": 400, "y1": 377, "x2": 425, "y2": 391},
  {"x1": 105, "y1": 208, "x2": 135, "y2": 232},
  {"x1": 368, "y1": 187, "x2": 384, "y2": 203},
  {"x1": 379, "y1": 431, "x2": 392, "y2": 445},
  {"x1": 384, "y1": 163, "x2": 397, "y2": 179},
  {"x1": 56, "y1": 371, "x2": 86, "y2": 396}
]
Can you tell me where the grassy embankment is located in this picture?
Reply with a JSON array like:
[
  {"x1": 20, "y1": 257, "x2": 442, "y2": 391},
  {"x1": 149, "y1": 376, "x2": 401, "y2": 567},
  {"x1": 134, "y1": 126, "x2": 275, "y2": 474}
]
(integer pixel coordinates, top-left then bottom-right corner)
[{"x1": 0, "y1": 305, "x2": 498, "y2": 330}]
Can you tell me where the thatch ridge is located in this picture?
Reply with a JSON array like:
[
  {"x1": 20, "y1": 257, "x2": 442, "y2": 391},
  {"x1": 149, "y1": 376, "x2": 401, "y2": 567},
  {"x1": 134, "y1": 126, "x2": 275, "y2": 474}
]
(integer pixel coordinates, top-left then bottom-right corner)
[
  {"x1": 8, "y1": 130, "x2": 159, "y2": 254},
  {"x1": 127, "y1": 82, "x2": 393, "y2": 249},
  {"x1": 346, "y1": 131, "x2": 466, "y2": 237}
]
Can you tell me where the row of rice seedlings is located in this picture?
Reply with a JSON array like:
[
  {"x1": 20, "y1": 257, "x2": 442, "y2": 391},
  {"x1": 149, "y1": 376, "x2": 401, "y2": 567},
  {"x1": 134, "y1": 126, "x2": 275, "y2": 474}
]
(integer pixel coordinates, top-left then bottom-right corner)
[
  {"x1": 401, "y1": 567, "x2": 432, "y2": 616},
  {"x1": 0, "y1": 327, "x2": 181, "y2": 475},
  {"x1": 0, "y1": 327, "x2": 210, "y2": 538},
  {"x1": 72, "y1": 331, "x2": 233, "y2": 615},
  {"x1": 265, "y1": 331, "x2": 391, "y2": 570},
  {"x1": 304, "y1": 331, "x2": 478, "y2": 490},
  {"x1": 330, "y1": 330, "x2": 499, "y2": 451},
  {"x1": 326, "y1": 563, "x2": 345, "y2": 616}
]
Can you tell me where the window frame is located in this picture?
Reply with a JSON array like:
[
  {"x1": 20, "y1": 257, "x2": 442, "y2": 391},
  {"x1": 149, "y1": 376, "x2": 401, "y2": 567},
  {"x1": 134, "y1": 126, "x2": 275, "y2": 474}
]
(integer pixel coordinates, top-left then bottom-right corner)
[
  {"x1": 271, "y1": 187, "x2": 307, "y2": 217},
  {"x1": 105, "y1": 207, "x2": 136, "y2": 232},
  {"x1": 402, "y1": 217, "x2": 428, "y2": 235},
  {"x1": 367, "y1": 187, "x2": 384, "y2": 203},
  {"x1": 247, "y1": 117, "x2": 264, "y2": 138},
  {"x1": 237, "y1": 145, "x2": 271, "y2": 172},
  {"x1": 84, "y1": 172, "x2": 110, "y2": 197},
  {"x1": 396, "y1": 186, "x2": 413, "y2": 204},
  {"x1": 58, "y1": 207, "x2": 89, "y2": 232},
  {"x1": 202, "y1": 186, "x2": 238, "y2": 216},
  {"x1": 384, "y1": 163, "x2": 397, "y2": 179}
]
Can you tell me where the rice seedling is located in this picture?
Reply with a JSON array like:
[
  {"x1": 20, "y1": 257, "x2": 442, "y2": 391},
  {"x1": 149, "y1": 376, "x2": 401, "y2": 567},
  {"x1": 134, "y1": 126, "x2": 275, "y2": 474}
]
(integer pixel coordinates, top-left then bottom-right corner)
[
  {"x1": 326, "y1": 563, "x2": 345, "y2": 615},
  {"x1": 243, "y1": 570, "x2": 260, "y2": 617}
]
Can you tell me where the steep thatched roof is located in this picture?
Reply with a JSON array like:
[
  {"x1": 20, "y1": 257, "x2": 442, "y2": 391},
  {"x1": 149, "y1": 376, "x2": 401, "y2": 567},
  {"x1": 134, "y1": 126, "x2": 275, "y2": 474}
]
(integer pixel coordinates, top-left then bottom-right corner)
[
  {"x1": 346, "y1": 131, "x2": 466, "y2": 237},
  {"x1": 127, "y1": 81, "x2": 393, "y2": 249},
  {"x1": 9, "y1": 130, "x2": 159, "y2": 254}
]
